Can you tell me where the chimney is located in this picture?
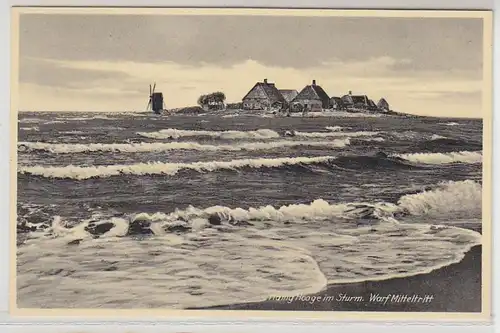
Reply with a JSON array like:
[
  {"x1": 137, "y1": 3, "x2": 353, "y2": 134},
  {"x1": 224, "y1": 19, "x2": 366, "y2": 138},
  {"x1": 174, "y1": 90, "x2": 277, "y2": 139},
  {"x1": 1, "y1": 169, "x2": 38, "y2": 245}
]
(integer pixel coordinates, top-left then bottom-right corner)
[
  {"x1": 349, "y1": 90, "x2": 352, "y2": 95},
  {"x1": 264, "y1": 78, "x2": 268, "y2": 84},
  {"x1": 312, "y1": 79, "x2": 316, "y2": 85}
]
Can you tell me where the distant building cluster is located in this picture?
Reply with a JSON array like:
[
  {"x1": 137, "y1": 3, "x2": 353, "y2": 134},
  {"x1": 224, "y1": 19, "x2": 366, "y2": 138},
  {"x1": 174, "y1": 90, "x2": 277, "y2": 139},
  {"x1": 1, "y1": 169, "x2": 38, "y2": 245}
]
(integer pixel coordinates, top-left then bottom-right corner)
[{"x1": 241, "y1": 78, "x2": 391, "y2": 113}]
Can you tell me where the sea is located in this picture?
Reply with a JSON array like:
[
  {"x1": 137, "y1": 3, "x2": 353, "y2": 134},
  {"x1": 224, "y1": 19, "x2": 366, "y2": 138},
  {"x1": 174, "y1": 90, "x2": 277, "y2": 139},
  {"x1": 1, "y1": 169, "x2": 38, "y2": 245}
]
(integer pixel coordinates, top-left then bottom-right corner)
[{"x1": 16, "y1": 109, "x2": 483, "y2": 309}]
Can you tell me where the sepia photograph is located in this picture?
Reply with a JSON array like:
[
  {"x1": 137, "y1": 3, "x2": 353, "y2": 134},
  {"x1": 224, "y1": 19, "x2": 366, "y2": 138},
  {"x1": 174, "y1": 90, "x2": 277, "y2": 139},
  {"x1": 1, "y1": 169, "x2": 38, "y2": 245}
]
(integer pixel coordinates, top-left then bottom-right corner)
[{"x1": 10, "y1": 7, "x2": 492, "y2": 318}]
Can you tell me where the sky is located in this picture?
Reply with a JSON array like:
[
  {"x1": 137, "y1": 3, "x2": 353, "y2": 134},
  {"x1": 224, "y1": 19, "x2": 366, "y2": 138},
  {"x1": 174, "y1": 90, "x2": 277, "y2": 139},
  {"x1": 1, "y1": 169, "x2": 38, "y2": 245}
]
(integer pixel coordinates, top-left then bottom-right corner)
[{"x1": 17, "y1": 12, "x2": 487, "y2": 117}]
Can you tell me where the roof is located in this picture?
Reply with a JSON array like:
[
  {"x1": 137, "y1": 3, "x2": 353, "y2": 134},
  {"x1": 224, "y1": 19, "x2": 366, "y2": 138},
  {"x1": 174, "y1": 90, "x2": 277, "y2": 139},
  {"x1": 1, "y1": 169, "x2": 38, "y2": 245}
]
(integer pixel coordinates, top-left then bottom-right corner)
[
  {"x1": 341, "y1": 94, "x2": 369, "y2": 105},
  {"x1": 293, "y1": 84, "x2": 330, "y2": 105},
  {"x1": 377, "y1": 98, "x2": 390, "y2": 109},
  {"x1": 330, "y1": 96, "x2": 345, "y2": 106},
  {"x1": 351, "y1": 95, "x2": 369, "y2": 104},
  {"x1": 279, "y1": 89, "x2": 299, "y2": 102},
  {"x1": 242, "y1": 81, "x2": 286, "y2": 104}
]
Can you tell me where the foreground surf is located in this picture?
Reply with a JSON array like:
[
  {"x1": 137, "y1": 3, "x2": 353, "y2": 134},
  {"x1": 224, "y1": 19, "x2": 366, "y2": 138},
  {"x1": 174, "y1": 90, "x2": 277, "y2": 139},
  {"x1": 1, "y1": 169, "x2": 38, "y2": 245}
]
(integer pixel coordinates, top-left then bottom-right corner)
[{"x1": 17, "y1": 180, "x2": 481, "y2": 309}]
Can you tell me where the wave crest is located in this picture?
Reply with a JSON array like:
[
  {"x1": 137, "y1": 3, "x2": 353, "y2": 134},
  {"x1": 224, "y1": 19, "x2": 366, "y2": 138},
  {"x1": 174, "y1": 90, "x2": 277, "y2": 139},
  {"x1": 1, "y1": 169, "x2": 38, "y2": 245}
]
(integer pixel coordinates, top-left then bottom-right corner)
[
  {"x1": 137, "y1": 128, "x2": 378, "y2": 140},
  {"x1": 18, "y1": 139, "x2": 350, "y2": 154},
  {"x1": 398, "y1": 180, "x2": 482, "y2": 218},
  {"x1": 396, "y1": 151, "x2": 482, "y2": 165},
  {"x1": 137, "y1": 128, "x2": 280, "y2": 140},
  {"x1": 18, "y1": 155, "x2": 336, "y2": 180}
]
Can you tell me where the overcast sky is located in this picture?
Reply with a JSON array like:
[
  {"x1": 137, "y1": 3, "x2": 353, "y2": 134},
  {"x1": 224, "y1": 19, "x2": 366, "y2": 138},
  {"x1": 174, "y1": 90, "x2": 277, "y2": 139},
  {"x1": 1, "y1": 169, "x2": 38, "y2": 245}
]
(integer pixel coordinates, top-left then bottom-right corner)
[{"x1": 18, "y1": 13, "x2": 486, "y2": 117}]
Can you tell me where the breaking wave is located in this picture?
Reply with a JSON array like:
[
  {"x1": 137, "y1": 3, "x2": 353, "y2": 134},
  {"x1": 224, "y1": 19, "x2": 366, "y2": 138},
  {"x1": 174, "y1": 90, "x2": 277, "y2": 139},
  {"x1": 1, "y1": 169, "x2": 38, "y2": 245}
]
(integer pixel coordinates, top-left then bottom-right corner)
[
  {"x1": 396, "y1": 151, "x2": 482, "y2": 165},
  {"x1": 18, "y1": 139, "x2": 350, "y2": 154},
  {"x1": 137, "y1": 128, "x2": 280, "y2": 140},
  {"x1": 18, "y1": 118, "x2": 42, "y2": 124},
  {"x1": 326, "y1": 126, "x2": 349, "y2": 131},
  {"x1": 18, "y1": 156, "x2": 336, "y2": 179},
  {"x1": 17, "y1": 181, "x2": 481, "y2": 308},
  {"x1": 291, "y1": 130, "x2": 378, "y2": 138},
  {"x1": 431, "y1": 134, "x2": 447, "y2": 140},
  {"x1": 398, "y1": 179, "x2": 481, "y2": 218},
  {"x1": 20, "y1": 126, "x2": 39, "y2": 132},
  {"x1": 137, "y1": 128, "x2": 378, "y2": 140},
  {"x1": 18, "y1": 150, "x2": 482, "y2": 180}
]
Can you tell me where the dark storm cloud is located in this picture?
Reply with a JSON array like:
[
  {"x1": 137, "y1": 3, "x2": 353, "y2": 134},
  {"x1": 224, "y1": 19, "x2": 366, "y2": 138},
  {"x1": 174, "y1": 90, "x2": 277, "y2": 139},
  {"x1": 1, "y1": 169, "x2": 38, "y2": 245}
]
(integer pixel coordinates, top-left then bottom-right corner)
[
  {"x1": 19, "y1": 57, "x2": 214, "y2": 88},
  {"x1": 19, "y1": 57, "x2": 131, "y2": 88},
  {"x1": 19, "y1": 14, "x2": 483, "y2": 72}
]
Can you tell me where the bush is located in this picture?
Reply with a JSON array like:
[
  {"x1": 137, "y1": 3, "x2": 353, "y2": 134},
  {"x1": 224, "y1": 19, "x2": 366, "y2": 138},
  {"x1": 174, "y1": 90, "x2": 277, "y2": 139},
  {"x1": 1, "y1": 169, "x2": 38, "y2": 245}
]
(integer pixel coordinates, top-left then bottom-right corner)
[
  {"x1": 226, "y1": 102, "x2": 243, "y2": 109},
  {"x1": 172, "y1": 106, "x2": 205, "y2": 114}
]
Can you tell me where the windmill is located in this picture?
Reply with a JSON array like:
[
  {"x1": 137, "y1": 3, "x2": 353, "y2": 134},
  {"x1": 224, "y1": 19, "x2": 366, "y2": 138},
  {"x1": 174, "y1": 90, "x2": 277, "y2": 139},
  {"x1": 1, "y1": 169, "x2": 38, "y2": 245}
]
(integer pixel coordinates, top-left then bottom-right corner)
[{"x1": 146, "y1": 82, "x2": 166, "y2": 114}]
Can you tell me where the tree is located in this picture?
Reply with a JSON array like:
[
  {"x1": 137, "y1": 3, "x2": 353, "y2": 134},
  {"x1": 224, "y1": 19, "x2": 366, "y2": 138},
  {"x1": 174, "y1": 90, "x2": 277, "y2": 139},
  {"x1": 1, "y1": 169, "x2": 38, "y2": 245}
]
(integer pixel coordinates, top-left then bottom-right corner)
[
  {"x1": 197, "y1": 95, "x2": 207, "y2": 107},
  {"x1": 197, "y1": 91, "x2": 226, "y2": 110}
]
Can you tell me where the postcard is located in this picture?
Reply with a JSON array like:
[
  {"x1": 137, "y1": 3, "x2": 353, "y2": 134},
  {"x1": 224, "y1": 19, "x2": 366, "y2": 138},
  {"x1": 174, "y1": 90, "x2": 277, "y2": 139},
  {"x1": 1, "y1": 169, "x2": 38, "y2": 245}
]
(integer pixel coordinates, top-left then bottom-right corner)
[{"x1": 10, "y1": 7, "x2": 493, "y2": 321}]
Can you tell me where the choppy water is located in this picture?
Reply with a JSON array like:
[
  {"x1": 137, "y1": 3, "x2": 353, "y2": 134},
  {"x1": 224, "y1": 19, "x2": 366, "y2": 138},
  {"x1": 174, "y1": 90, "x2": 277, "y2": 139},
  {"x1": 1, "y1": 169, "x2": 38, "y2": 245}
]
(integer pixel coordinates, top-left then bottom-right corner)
[{"x1": 16, "y1": 110, "x2": 483, "y2": 309}]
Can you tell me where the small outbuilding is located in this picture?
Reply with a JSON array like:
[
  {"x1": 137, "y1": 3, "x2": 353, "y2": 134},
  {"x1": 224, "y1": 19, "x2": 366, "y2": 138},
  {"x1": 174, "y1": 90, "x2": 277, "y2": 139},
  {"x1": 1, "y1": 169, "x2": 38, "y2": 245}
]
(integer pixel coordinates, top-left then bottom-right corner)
[{"x1": 377, "y1": 98, "x2": 390, "y2": 111}]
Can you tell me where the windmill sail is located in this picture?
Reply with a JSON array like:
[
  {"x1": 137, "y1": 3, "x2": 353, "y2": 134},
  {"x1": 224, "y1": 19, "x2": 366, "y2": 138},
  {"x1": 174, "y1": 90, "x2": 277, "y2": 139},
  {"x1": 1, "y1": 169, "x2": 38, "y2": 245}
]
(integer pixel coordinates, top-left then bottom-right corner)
[{"x1": 145, "y1": 82, "x2": 164, "y2": 114}]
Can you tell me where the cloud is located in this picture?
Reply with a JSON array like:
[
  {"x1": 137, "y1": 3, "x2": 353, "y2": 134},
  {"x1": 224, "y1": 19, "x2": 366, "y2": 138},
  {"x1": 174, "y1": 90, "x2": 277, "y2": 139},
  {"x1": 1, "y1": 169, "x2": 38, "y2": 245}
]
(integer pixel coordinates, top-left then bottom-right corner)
[
  {"x1": 19, "y1": 56, "x2": 483, "y2": 117},
  {"x1": 20, "y1": 57, "x2": 132, "y2": 89},
  {"x1": 20, "y1": 14, "x2": 483, "y2": 72}
]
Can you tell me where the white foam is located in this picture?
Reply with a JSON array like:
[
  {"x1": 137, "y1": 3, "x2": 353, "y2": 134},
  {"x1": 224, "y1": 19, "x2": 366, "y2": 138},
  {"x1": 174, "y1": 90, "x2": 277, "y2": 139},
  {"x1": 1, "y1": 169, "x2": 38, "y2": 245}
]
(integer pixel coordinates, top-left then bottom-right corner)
[
  {"x1": 326, "y1": 126, "x2": 349, "y2": 131},
  {"x1": 18, "y1": 139, "x2": 350, "y2": 154},
  {"x1": 398, "y1": 180, "x2": 482, "y2": 218},
  {"x1": 138, "y1": 128, "x2": 378, "y2": 140},
  {"x1": 396, "y1": 151, "x2": 482, "y2": 164},
  {"x1": 130, "y1": 199, "x2": 397, "y2": 225},
  {"x1": 44, "y1": 120, "x2": 66, "y2": 124},
  {"x1": 440, "y1": 122, "x2": 462, "y2": 126},
  {"x1": 137, "y1": 128, "x2": 281, "y2": 140},
  {"x1": 17, "y1": 197, "x2": 481, "y2": 309},
  {"x1": 59, "y1": 130, "x2": 86, "y2": 135},
  {"x1": 18, "y1": 118, "x2": 42, "y2": 124},
  {"x1": 293, "y1": 131, "x2": 378, "y2": 138},
  {"x1": 18, "y1": 155, "x2": 335, "y2": 179},
  {"x1": 20, "y1": 126, "x2": 39, "y2": 131},
  {"x1": 431, "y1": 134, "x2": 447, "y2": 140},
  {"x1": 360, "y1": 137, "x2": 385, "y2": 142}
]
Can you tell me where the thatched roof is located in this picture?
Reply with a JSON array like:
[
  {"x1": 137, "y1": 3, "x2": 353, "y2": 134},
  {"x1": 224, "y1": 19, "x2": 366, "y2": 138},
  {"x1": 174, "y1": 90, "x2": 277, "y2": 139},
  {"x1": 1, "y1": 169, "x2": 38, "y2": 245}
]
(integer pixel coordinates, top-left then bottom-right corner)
[
  {"x1": 279, "y1": 89, "x2": 299, "y2": 103},
  {"x1": 293, "y1": 80, "x2": 330, "y2": 108},
  {"x1": 242, "y1": 79, "x2": 286, "y2": 105},
  {"x1": 377, "y1": 98, "x2": 390, "y2": 110},
  {"x1": 341, "y1": 94, "x2": 370, "y2": 106},
  {"x1": 330, "y1": 96, "x2": 345, "y2": 107}
]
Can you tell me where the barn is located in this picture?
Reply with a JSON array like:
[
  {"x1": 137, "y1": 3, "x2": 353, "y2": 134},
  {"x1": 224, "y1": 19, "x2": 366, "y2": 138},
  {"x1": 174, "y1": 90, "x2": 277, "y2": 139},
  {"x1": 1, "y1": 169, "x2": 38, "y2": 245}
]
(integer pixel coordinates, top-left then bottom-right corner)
[
  {"x1": 242, "y1": 79, "x2": 286, "y2": 111},
  {"x1": 291, "y1": 80, "x2": 330, "y2": 112}
]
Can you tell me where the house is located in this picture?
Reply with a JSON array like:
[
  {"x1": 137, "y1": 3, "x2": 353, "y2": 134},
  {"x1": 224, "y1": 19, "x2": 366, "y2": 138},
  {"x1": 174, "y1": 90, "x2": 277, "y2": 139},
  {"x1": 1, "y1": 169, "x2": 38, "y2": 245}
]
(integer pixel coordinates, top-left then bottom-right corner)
[
  {"x1": 279, "y1": 89, "x2": 299, "y2": 103},
  {"x1": 290, "y1": 80, "x2": 331, "y2": 112},
  {"x1": 377, "y1": 98, "x2": 390, "y2": 111},
  {"x1": 242, "y1": 79, "x2": 286, "y2": 110},
  {"x1": 330, "y1": 97, "x2": 346, "y2": 110},
  {"x1": 367, "y1": 99, "x2": 379, "y2": 111},
  {"x1": 341, "y1": 91, "x2": 378, "y2": 111}
]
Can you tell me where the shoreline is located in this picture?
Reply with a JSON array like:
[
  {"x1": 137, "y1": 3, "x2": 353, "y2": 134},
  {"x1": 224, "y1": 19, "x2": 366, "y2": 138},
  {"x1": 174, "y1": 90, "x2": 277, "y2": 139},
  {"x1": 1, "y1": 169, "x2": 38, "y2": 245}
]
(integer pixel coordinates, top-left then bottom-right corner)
[
  {"x1": 197, "y1": 245, "x2": 482, "y2": 312},
  {"x1": 17, "y1": 109, "x2": 483, "y2": 121}
]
